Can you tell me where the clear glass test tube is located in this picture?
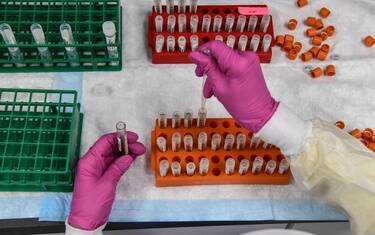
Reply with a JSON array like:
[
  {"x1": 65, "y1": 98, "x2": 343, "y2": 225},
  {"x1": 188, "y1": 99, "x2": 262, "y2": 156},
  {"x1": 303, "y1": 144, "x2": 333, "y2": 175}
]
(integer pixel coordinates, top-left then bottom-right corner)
[
  {"x1": 265, "y1": 160, "x2": 277, "y2": 175},
  {"x1": 178, "y1": 0, "x2": 186, "y2": 13},
  {"x1": 224, "y1": 134, "x2": 235, "y2": 150},
  {"x1": 190, "y1": 15, "x2": 199, "y2": 33},
  {"x1": 167, "y1": 15, "x2": 176, "y2": 33},
  {"x1": 116, "y1": 121, "x2": 129, "y2": 155},
  {"x1": 202, "y1": 14, "x2": 211, "y2": 32},
  {"x1": 0, "y1": 23, "x2": 25, "y2": 67},
  {"x1": 155, "y1": 15, "x2": 164, "y2": 33},
  {"x1": 236, "y1": 133, "x2": 247, "y2": 150},
  {"x1": 158, "y1": 111, "x2": 167, "y2": 128},
  {"x1": 278, "y1": 159, "x2": 290, "y2": 175},
  {"x1": 225, "y1": 158, "x2": 236, "y2": 175},
  {"x1": 157, "y1": 136, "x2": 167, "y2": 152},
  {"x1": 166, "y1": 0, "x2": 175, "y2": 14},
  {"x1": 171, "y1": 161, "x2": 181, "y2": 176},
  {"x1": 184, "y1": 109, "x2": 193, "y2": 128},
  {"x1": 190, "y1": 0, "x2": 198, "y2": 14},
  {"x1": 197, "y1": 107, "x2": 207, "y2": 128},
  {"x1": 213, "y1": 15, "x2": 222, "y2": 32},
  {"x1": 250, "y1": 35, "x2": 260, "y2": 52},
  {"x1": 184, "y1": 134, "x2": 193, "y2": 151},
  {"x1": 60, "y1": 23, "x2": 79, "y2": 67},
  {"x1": 178, "y1": 36, "x2": 187, "y2": 52},
  {"x1": 155, "y1": 35, "x2": 165, "y2": 53},
  {"x1": 172, "y1": 132, "x2": 181, "y2": 152},
  {"x1": 30, "y1": 23, "x2": 53, "y2": 67},
  {"x1": 102, "y1": 21, "x2": 119, "y2": 66},
  {"x1": 154, "y1": 0, "x2": 162, "y2": 13},
  {"x1": 259, "y1": 15, "x2": 271, "y2": 33},
  {"x1": 199, "y1": 158, "x2": 209, "y2": 175},
  {"x1": 190, "y1": 35, "x2": 199, "y2": 51},
  {"x1": 248, "y1": 15, "x2": 258, "y2": 32},
  {"x1": 215, "y1": 35, "x2": 224, "y2": 42},
  {"x1": 178, "y1": 14, "x2": 187, "y2": 32},
  {"x1": 211, "y1": 133, "x2": 222, "y2": 151},
  {"x1": 262, "y1": 34, "x2": 272, "y2": 52},
  {"x1": 239, "y1": 159, "x2": 250, "y2": 175},
  {"x1": 226, "y1": 35, "x2": 236, "y2": 49},
  {"x1": 159, "y1": 160, "x2": 169, "y2": 177},
  {"x1": 252, "y1": 156, "x2": 264, "y2": 174},
  {"x1": 167, "y1": 35, "x2": 176, "y2": 52},
  {"x1": 172, "y1": 111, "x2": 181, "y2": 128},
  {"x1": 238, "y1": 35, "x2": 248, "y2": 51},
  {"x1": 198, "y1": 132, "x2": 208, "y2": 151},
  {"x1": 186, "y1": 162, "x2": 196, "y2": 176},
  {"x1": 225, "y1": 14, "x2": 235, "y2": 32},
  {"x1": 236, "y1": 15, "x2": 246, "y2": 32}
]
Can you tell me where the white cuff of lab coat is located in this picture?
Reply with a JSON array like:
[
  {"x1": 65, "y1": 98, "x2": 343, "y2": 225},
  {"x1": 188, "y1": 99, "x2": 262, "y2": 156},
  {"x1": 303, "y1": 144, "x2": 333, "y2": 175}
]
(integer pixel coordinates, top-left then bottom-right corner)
[
  {"x1": 255, "y1": 103, "x2": 312, "y2": 156},
  {"x1": 65, "y1": 220, "x2": 105, "y2": 235}
]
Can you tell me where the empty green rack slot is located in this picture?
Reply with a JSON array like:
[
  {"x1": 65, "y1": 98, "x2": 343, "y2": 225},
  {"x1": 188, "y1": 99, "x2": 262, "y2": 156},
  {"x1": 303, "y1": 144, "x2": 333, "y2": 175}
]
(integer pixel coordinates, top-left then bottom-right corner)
[
  {"x1": 0, "y1": 0, "x2": 122, "y2": 72},
  {"x1": 0, "y1": 88, "x2": 83, "y2": 192}
]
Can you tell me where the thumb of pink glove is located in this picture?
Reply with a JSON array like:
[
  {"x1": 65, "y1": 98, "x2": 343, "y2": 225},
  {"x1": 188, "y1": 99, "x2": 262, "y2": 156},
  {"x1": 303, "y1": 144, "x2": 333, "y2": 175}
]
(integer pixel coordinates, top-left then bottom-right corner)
[
  {"x1": 68, "y1": 132, "x2": 146, "y2": 231},
  {"x1": 188, "y1": 41, "x2": 278, "y2": 133}
]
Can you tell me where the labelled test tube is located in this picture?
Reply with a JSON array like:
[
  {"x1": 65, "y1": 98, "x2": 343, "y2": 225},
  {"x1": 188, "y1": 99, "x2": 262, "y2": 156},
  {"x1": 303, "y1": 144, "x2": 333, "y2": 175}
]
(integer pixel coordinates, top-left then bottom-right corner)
[
  {"x1": 202, "y1": 14, "x2": 211, "y2": 32},
  {"x1": 213, "y1": 15, "x2": 222, "y2": 32},
  {"x1": 172, "y1": 132, "x2": 181, "y2": 152},
  {"x1": 225, "y1": 14, "x2": 235, "y2": 32},
  {"x1": 224, "y1": 134, "x2": 235, "y2": 150},
  {"x1": 236, "y1": 15, "x2": 246, "y2": 32},
  {"x1": 154, "y1": 0, "x2": 162, "y2": 13},
  {"x1": 184, "y1": 109, "x2": 193, "y2": 128},
  {"x1": 186, "y1": 162, "x2": 196, "y2": 176},
  {"x1": 225, "y1": 158, "x2": 235, "y2": 175},
  {"x1": 116, "y1": 121, "x2": 129, "y2": 155},
  {"x1": 172, "y1": 111, "x2": 181, "y2": 128},
  {"x1": 198, "y1": 132, "x2": 208, "y2": 151},
  {"x1": 166, "y1": 0, "x2": 175, "y2": 14},
  {"x1": 30, "y1": 23, "x2": 53, "y2": 67},
  {"x1": 157, "y1": 136, "x2": 167, "y2": 152},
  {"x1": 178, "y1": 14, "x2": 187, "y2": 32},
  {"x1": 155, "y1": 15, "x2": 164, "y2": 33},
  {"x1": 159, "y1": 160, "x2": 169, "y2": 177},
  {"x1": 265, "y1": 160, "x2": 277, "y2": 175},
  {"x1": 215, "y1": 35, "x2": 224, "y2": 42},
  {"x1": 248, "y1": 15, "x2": 258, "y2": 32},
  {"x1": 199, "y1": 158, "x2": 209, "y2": 175},
  {"x1": 190, "y1": 35, "x2": 199, "y2": 51},
  {"x1": 252, "y1": 156, "x2": 264, "y2": 174},
  {"x1": 167, "y1": 35, "x2": 176, "y2": 52},
  {"x1": 278, "y1": 159, "x2": 290, "y2": 175},
  {"x1": 236, "y1": 133, "x2": 247, "y2": 150},
  {"x1": 250, "y1": 35, "x2": 260, "y2": 52},
  {"x1": 226, "y1": 35, "x2": 235, "y2": 49},
  {"x1": 102, "y1": 21, "x2": 119, "y2": 66},
  {"x1": 190, "y1": 15, "x2": 199, "y2": 33},
  {"x1": 178, "y1": 0, "x2": 186, "y2": 13},
  {"x1": 259, "y1": 15, "x2": 271, "y2": 33},
  {"x1": 155, "y1": 35, "x2": 165, "y2": 53},
  {"x1": 238, "y1": 35, "x2": 248, "y2": 51},
  {"x1": 0, "y1": 23, "x2": 25, "y2": 67},
  {"x1": 262, "y1": 34, "x2": 272, "y2": 52},
  {"x1": 239, "y1": 159, "x2": 250, "y2": 175},
  {"x1": 190, "y1": 0, "x2": 198, "y2": 14},
  {"x1": 197, "y1": 107, "x2": 207, "y2": 128},
  {"x1": 178, "y1": 36, "x2": 187, "y2": 52},
  {"x1": 167, "y1": 15, "x2": 176, "y2": 33},
  {"x1": 211, "y1": 133, "x2": 222, "y2": 151},
  {"x1": 184, "y1": 134, "x2": 193, "y2": 151},
  {"x1": 158, "y1": 111, "x2": 167, "y2": 128},
  {"x1": 60, "y1": 23, "x2": 80, "y2": 67},
  {"x1": 171, "y1": 161, "x2": 181, "y2": 176}
]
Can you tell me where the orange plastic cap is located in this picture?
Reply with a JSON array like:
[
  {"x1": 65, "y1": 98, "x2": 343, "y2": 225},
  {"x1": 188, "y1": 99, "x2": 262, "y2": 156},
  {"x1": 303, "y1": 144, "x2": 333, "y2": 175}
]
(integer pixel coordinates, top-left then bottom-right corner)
[
  {"x1": 311, "y1": 36, "x2": 323, "y2": 46},
  {"x1": 306, "y1": 28, "x2": 317, "y2": 37},
  {"x1": 369, "y1": 142, "x2": 375, "y2": 152},
  {"x1": 350, "y1": 129, "x2": 362, "y2": 138},
  {"x1": 325, "y1": 64, "x2": 336, "y2": 76},
  {"x1": 320, "y1": 44, "x2": 330, "y2": 53},
  {"x1": 335, "y1": 121, "x2": 345, "y2": 129},
  {"x1": 310, "y1": 67, "x2": 323, "y2": 78},
  {"x1": 288, "y1": 49, "x2": 298, "y2": 60},
  {"x1": 276, "y1": 35, "x2": 285, "y2": 47},
  {"x1": 297, "y1": 0, "x2": 308, "y2": 7},
  {"x1": 314, "y1": 19, "x2": 324, "y2": 30},
  {"x1": 288, "y1": 19, "x2": 298, "y2": 30},
  {"x1": 324, "y1": 26, "x2": 335, "y2": 36},
  {"x1": 320, "y1": 32, "x2": 329, "y2": 41},
  {"x1": 361, "y1": 139, "x2": 370, "y2": 147},
  {"x1": 317, "y1": 50, "x2": 328, "y2": 61},
  {"x1": 283, "y1": 41, "x2": 293, "y2": 52},
  {"x1": 319, "y1": 7, "x2": 331, "y2": 18},
  {"x1": 364, "y1": 36, "x2": 374, "y2": 47},
  {"x1": 309, "y1": 47, "x2": 319, "y2": 57},
  {"x1": 301, "y1": 51, "x2": 313, "y2": 62},
  {"x1": 293, "y1": 42, "x2": 303, "y2": 52},
  {"x1": 284, "y1": 34, "x2": 294, "y2": 43},
  {"x1": 363, "y1": 128, "x2": 374, "y2": 140},
  {"x1": 305, "y1": 17, "x2": 316, "y2": 27}
]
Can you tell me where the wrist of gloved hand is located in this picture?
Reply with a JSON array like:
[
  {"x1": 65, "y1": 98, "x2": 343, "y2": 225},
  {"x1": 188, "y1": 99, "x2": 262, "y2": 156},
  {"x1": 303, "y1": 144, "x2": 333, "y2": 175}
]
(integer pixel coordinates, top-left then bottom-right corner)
[{"x1": 65, "y1": 220, "x2": 105, "y2": 235}]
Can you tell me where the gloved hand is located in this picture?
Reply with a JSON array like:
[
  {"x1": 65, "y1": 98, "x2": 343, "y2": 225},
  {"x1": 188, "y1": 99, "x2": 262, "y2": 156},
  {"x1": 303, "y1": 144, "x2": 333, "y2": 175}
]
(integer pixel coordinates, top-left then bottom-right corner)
[
  {"x1": 68, "y1": 132, "x2": 146, "y2": 231},
  {"x1": 188, "y1": 41, "x2": 278, "y2": 133}
]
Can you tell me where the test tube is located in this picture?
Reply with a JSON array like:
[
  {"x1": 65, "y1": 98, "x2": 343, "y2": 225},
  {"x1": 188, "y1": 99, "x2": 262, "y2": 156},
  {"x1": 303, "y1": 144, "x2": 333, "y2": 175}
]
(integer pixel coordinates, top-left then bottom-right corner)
[
  {"x1": 259, "y1": 15, "x2": 271, "y2": 33},
  {"x1": 213, "y1": 15, "x2": 223, "y2": 32},
  {"x1": 250, "y1": 35, "x2": 260, "y2": 52},
  {"x1": 167, "y1": 35, "x2": 176, "y2": 52},
  {"x1": 202, "y1": 14, "x2": 211, "y2": 32},
  {"x1": 265, "y1": 160, "x2": 277, "y2": 175},
  {"x1": 184, "y1": 109, "x2": 193, "y2": 128},
  {"x1": 211, "y1": 133, "x2": 222, "y2": 151},
  {"x1": 248, "y1": 15, "x2": 258, "y2": 32},
  {"x1": 224, "y1": 134, "x2": 235, "y2": 150},
  {"x1": 184, "y1": 134, "x2": 193, "y2": 151},
  {"x1": 158, "y1": 111, "x2": 167, "y2": 128},
  {"x1": 186, "y1": 162, "x2": 196, "y2": 176},
  {"x1": 171, "y1": 161, "x2": 181, "y2": 176},
  {"x1": 116, "y1": 121, "x2": 129, "y2": 155},
  {"x1": 102, "y1": 21, "x2": 119, "y2": 66},
  {"x1": 166, "y1": 0, "x2": 175, "y2": 14},
  {"x1": 167, "y1": 15, "x2": 176, "y2": 33},
  {"x1": 215, "y1": 35, "x2": 224, "y2": 42},
  {"x1": 236, "y1": 15, "x2": 246, "y2": 32},
  {"x1": 178, "y1": 14, "x2": 187, "y2": 32},
  {"x1": 157, "y1": 136, "x2": 167, "y2": 152},
  {"x1": 249, "y1": 136, "x2": 258, "y2": 149},
  {"x1": 155, "y1": 15, "x2": 164, "y2": 33},
  {"x1": 225, "y1": 158, "x2": 235, "y2": 175},
  {"x1": 197, "y1": 107, "x2": 207, "y2": 128},
  {"x1": 199, "y1": 158, "x2": 209, "y2": 175},
  {"x1": 225, "y1": 14, "x2": 235, "y2": 32},
  {"x1": 172, "y1": 111, "x2": 181, "y2": 128},
  {"x1": 198, "y1": 132, "x2": 208, "y2": 151},
  {"x1": 178, "y1": 0, "x2": 186, "y2": 13},
  {"x1": 30, "y1": 23, "x2": 53, "y2": 67},
  {"x1": 238, "y1": 35, "x2": 248, "y2": 51},
  {"x1": 159, "y1": 160, "x2": 169, "y2": 177},
  {"x1": 60, "y1": 23, "x2": 80, "y2": 67},
  {"x1": 172, "y1": 132, "x2": 181, "y2": 152},
  {"x1": 190, "y1": 0, "x2": 198, "y2": 14},
  {"x1": 262, "y1": 34, "x2": 272, "y2": 52},
  {"x1": 178, "y1": 36, "x2": 187, "y2": 52},
  {"x1": 252, "y1": 156, "x2": 264, "y2": 174},
  {"x1": 155, "y1": 35, "x2": 165, "y2": 53},
  {"x1": 154, "y1": 0, "x2": 162, "y2": 13},
  {"x1": 226, "y1": 35, "x2": 235, "y2": 49},
  {"x1": 239, "y1": 159, "x2": 250, "y2": 175},
  {"x1": 278, "y1": 159, "x2": 290, "y2": 175},
  {"x1": 236, "y1": 133, "x2": 247, "y2": 150},
  {"x1": 190, "y1": 35, "x2": 199, "y2": 51},
  {"x1": 0, "y1": 23, "x2": 25, "y2": 67},
  {"x1": 190, "y1": 15, "x2": 199, "y2": 33}
]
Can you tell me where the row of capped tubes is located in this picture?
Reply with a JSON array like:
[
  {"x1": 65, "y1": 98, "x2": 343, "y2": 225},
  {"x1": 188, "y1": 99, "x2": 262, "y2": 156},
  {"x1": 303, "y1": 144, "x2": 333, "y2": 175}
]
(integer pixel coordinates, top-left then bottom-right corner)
[
  {"x1": 159, "y1": 157, "x2": 290, "y2": 177},
  {"x1": 155, "y1": 14, "x2": 270, "y2": 34},
  {"x1": 154, "y1": 0, "x2": 199, "y2": 14},
  {"x1": 158, "y1": 110, "x2": 207, "y2": 129}
]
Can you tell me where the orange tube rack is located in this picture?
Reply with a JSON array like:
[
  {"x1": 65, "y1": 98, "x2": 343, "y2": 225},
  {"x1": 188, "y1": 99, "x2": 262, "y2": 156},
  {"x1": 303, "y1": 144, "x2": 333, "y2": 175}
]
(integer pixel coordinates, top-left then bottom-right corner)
[{"x1": 150, "y1": 118, "x2": 290, "y2": 187}]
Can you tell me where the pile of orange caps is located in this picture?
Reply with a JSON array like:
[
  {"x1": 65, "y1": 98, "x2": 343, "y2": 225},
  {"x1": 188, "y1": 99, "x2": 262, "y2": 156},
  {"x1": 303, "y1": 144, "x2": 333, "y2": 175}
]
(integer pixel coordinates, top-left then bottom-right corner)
[
  {"x1": 335, "y1": 121, "x2": 375, "y2": 152},
  {"x1": 363, "y1": 35, "x2": 374, "y2": 47}
]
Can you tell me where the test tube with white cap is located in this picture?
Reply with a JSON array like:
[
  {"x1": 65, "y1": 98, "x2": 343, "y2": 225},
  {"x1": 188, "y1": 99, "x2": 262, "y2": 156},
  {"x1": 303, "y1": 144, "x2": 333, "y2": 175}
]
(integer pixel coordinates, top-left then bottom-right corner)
[
  {"x1": 213, "y1": 15, "x2": 222, "y2": 32},
  {"x1": 190, "y1": 0, "x2": 198, "y2": 14},
  {"x1": 171, "y1": 161, "x2": 181, "y2": 176},
  {"x1": 211, "y1": 133, "x2": 222, "y2": 151},
  {"x1": 250, "y1": 35, "x2": 260, "y2": 52},
  {"x1": 102, "y1": 21, "x2": 119, "y2": 66},
  {"x1": 237, "y1": 35, "x2": 248, "y2": 51},
  {"x1": 190, "y1": 35, "x2": 199, "y2": 51},
  {"x1": 155, "y1": 15, "x2": 164, "y2": 33},
  {"x1": 224, "y1": 134, "x2": 235, "y2": 150},
  {"x1": 190, "y1": 15, "x2": 199, "y2": 33},
  {"x1": 198, "y1": 132, "x2": 208, "y2": 151},
  {"x1": 236, "y1": 15, "x2": 246, "y2": 32},
  {"x1": 184, "y1": 109, "x2": 193, "y2": 128},
  {"x1": 158, "y1": 111, "x2": 167, "y2": 128},
  {"x1": 0, "y1": 23, "x2": 25, "y2": 67},
  {"x1": 172, "y1": 132, "x2": 181, "y2": 152},
  {"x1": 248, "y1": 15, "x2": 258, "y2": 32},
  {"x1": 186, "y1": 162, "x2": 196, "y2": 176},
  {"x1": 166, "y1": 0, "x2": 175, "y2": 14},
  {"x1": 262, "y1": 34, "x2": 272, "y2": 52},
  {"x1": 167, "y1": 15, "x2": 176, "y2": 33},
  {"x1": 226, "y1": 35, "x2": 235, "y2": 48},
  {"x1": 215, "y1": 35, "x2": 224, "y2": 42},
  {"x1": 239, "y1": 159, "x2": 250, "y2": 175},
  {"x1": 172, "y1": 111, "x2": 181, "y2": 128},
  {"x1": 252, "y1": 156, "x2": 264, "y2": 174},
  {"x1": 178, "y1": 0, "x2": 186, "y2": 13},
  {"x1": 157, "y1": 136, "x2": 167, "y2": 152},
  {"x1": 30, "y1": 23, "x2": 53, "y2": 67},
  {"x1": 184, "y1": 134, "x2": 193, "y2": 151},
  {"x1": 178, "y1": 36, "x2": 187, "y2": 52},
  {"x1": 265, "y1": 160, "x2": 277, "y2": 175},
  {"x1": 167, "y1": 35, "x2": 176, "y2": 52},
  {"x1": 154, "y1": 0, "x2": 162, "y2": 13},
  {"x1": 259, "y1": 15, "x2": 271, "y2": 33},
  {"x1": 199, "y1": 158, "x2": 209, "y2": 175},
  {"x1": 236, "y1": 133, "x2": 247, "y2": 150},
  {"x1": 60, "y1": 23, "x2": 80, "y2": 67},
  {"x1": 278, "y1": 159, "x2": 290, "y2": 175},
  {"x1": 159, "y1": 160, "x2": 169, "y2": 177},
  {"x1": 178, "y1": 14, "x2": 187, "y2": 32},
  {"x1": 225, "y1": 14, "x2": 235, "y2": 32},
  {"x1": 202, "y1": 14, "x2": 211, "y2": 32},
  {"x1": 225, "y1": 158, "x2": 235, "y2": 175},
  {"x1": 116, "y1": 121, "x2": 129, "y2": 155},
  {"x1": 155, "y1": 35, "x2": 165, "y2": 53}
]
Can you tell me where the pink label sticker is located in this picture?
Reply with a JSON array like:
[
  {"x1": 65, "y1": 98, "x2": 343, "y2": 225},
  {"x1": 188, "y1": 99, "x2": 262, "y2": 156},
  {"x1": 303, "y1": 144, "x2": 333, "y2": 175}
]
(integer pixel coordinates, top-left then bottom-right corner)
[{"x1": 238, "y1": 6, "x2": 269, "y2": 15}]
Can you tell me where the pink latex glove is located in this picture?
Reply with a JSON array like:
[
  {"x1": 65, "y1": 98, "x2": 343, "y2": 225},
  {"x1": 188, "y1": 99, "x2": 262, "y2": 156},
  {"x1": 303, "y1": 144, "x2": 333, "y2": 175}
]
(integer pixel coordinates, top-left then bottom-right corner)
[
  {"x1": 68, "y1": 132, "x2": 146, "y2": 231},
  {"x1": 188, "y1": 41, "x2": 278, "y2": 133}
]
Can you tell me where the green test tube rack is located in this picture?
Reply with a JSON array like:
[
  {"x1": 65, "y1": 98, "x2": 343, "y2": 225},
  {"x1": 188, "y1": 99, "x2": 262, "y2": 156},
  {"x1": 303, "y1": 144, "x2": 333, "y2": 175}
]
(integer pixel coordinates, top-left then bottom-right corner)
[
  {"x1": 0, "y1": 0, "x2": 122, "y2": 72},
  {"x1": 0, "y1": 88, "x2": 83, "y2": 192}
]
